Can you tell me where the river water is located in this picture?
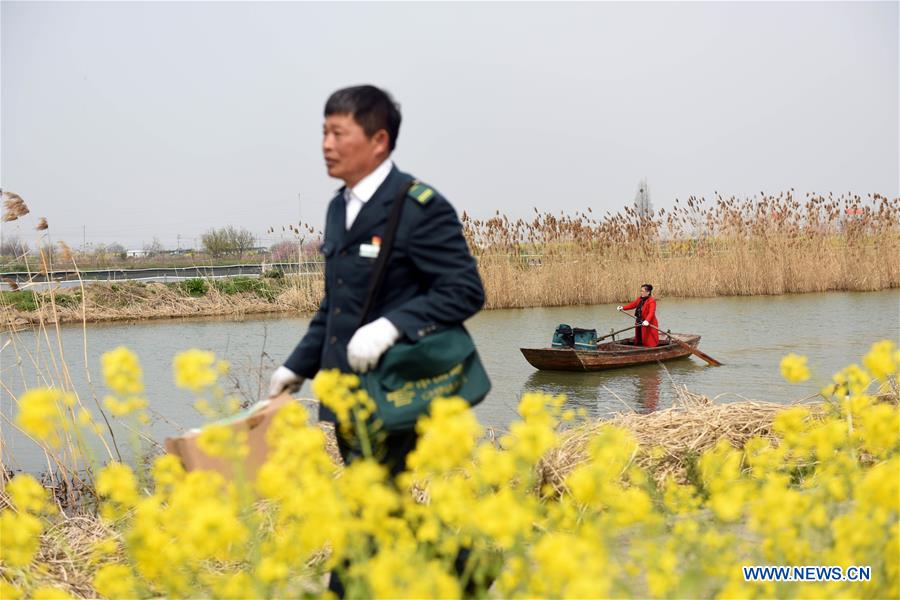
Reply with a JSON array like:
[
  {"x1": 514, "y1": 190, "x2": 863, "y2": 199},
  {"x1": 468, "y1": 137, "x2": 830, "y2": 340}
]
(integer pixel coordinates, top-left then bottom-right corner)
[{"x1": 2, "y1": 290, "x2": 898, "y2": 472}]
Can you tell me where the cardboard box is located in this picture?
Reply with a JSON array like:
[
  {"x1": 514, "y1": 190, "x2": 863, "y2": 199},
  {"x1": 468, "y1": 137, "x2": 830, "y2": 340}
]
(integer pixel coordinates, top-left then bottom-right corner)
[{"x1": 164, "y1": 394, "x2": 295, "y2": 480}]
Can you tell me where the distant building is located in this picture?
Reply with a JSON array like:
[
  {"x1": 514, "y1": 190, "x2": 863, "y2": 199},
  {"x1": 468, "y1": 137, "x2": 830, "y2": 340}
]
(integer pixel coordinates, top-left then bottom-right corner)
[
  {"x1": 126, "y1": 249, "x2": 148, "y2": 258},
  {"x1": 634, "y1": 178, "x2": 653, "y2": 218}
]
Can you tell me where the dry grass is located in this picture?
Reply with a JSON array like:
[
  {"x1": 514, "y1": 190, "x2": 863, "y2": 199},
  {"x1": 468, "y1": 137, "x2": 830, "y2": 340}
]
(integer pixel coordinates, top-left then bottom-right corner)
[
  {"x1": 538, "y1": 382, "x2": 898, "y2": 496},
  {"x1": 23, "y1": 517, "x2": 117, "y2": 598},
  {"x1": 478, "y1": 242, "x2": 897, "y2": 309},
  {"x1": 538, "y1": 387, "x2": 823, "y2": 494},
  {"x1": 2, "y1": 276, "x2": 323, "y2": 326}
]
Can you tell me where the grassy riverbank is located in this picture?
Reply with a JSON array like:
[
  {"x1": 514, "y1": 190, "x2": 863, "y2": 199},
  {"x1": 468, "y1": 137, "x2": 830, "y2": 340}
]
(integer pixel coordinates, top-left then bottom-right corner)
[
  {"x1": 3, "y1": 191, "x2": 898, "y2": 326},
  {"x1": 1, "y1": 275, "x2": 323, "y2": 326}
]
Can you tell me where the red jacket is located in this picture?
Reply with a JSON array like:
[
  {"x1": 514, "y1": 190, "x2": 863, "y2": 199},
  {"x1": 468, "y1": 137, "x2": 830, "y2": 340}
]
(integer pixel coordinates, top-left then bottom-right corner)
[{"x1": 623, "y1": 296, "x2": 658, "y2": 347}]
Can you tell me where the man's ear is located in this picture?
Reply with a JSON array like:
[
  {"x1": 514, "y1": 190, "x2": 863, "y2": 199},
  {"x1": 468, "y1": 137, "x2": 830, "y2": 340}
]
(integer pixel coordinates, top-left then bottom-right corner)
[{"x1": 371, "y1": 129, "x2": 390, "y2": 156}]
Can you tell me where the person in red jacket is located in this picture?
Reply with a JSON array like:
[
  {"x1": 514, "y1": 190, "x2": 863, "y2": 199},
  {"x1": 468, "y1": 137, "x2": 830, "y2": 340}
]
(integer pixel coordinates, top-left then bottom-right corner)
[{"x1": 618, "y1": 284, "x2": 659, "y2": 347}]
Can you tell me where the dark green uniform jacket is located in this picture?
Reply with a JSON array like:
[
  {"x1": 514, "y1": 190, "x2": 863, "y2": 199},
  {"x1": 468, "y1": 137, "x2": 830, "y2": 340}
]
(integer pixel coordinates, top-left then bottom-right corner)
[{"x1": 283, "y1": 165, "x2": 485, "y2": 423}]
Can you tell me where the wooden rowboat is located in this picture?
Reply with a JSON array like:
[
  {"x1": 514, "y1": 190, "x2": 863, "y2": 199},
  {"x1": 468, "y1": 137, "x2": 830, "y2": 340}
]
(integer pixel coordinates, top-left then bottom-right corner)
[{"x1": 520, "y1": 333, "x2": 702, "y2": 372}]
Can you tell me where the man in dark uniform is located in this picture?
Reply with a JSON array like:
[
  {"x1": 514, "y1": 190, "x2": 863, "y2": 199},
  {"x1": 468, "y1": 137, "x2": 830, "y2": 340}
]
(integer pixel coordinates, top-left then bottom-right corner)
[{"x1": 268, "y1": 84, "x2": 485, "y2": 475}]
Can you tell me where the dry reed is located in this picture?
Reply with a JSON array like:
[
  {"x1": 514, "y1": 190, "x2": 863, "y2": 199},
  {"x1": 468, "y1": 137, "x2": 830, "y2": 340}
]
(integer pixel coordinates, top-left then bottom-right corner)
[
  {"x1": 538, "y1": 387, "x2": 827, "y2": 494},
  {"x1": 2, "y1": 191, "x2": 30, "y2": 222},
  {"x1": 467, "y1": 191, "x2": 899, "y2": 307}
]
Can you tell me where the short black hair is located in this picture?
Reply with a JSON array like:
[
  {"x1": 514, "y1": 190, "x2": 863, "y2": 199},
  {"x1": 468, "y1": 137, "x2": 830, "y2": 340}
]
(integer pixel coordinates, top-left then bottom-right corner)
[
  {"x1": 324, "y1": 85, "x2": 402, "y2": 151},
  {"x1": 642, "y1": 284, "x2": 653, "y2": 293}
]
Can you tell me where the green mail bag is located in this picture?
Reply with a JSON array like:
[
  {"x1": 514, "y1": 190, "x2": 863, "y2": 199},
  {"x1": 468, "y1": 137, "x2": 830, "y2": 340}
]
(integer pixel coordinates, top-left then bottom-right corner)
[{"x1": 360, "y1": 325, "x2": 490, "y2": 431}]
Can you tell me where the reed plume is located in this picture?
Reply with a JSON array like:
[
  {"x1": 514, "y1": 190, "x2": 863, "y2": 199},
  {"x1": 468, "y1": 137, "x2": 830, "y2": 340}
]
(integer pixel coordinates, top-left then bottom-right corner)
[{"x1": 2, "y1": 191, "x2": 30, "y2": 222}]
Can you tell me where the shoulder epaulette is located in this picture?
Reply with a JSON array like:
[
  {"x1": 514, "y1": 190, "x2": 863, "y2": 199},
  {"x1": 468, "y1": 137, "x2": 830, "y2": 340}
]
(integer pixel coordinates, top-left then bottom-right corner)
[{"x1": 407, "y1": 181, "x2": 436, "y2": 205}]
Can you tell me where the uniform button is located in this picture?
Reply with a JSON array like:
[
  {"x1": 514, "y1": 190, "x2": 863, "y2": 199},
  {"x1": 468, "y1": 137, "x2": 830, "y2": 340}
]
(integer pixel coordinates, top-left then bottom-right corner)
[
  {"x1": 334, "y1": 307, "x2": 341, "y2": 315},
  {"x1": 337, "y1": 278, "x2": 344, "y2": 285},
  {"x1": 330, "y1": 336, "x2": 337, "y2": 344}
]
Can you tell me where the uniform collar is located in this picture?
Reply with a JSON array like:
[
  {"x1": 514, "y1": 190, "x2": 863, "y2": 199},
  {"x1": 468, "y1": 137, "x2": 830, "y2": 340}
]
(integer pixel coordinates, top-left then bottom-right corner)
[{"x1": 345, "y1": 158, "x2": 393, "y2": 204}]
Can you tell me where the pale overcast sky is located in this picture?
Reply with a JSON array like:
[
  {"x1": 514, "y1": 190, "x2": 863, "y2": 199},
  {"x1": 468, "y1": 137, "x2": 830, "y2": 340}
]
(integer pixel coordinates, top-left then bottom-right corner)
[{"x1": 2, "y1": 1, "x2": 897, "y2": 250}]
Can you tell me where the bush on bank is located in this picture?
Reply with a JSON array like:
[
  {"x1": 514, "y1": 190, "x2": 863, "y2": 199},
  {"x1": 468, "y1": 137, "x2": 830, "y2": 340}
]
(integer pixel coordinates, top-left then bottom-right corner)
[{"x1": 1, "y1": 342, "x2": 898, "y2": 599}]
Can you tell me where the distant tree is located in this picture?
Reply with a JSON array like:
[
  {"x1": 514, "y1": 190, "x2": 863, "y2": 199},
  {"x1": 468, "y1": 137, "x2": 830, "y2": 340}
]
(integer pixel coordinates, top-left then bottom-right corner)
[
  {"x1": 202, "y1": 226, "x2": 256, "y2": 259},
  {"x1": 142, "y1": 237, "x2": 165, "y2": 255},
  {"x1": 0, "y1": 235, "x2": 28, "y2": 259},
  {"x1": 92, "y1": 243, "x2": 127, "y2": 266},
  {"x1": 106, "y1": 243, "x2": 127, "y2": 260},
  {"x1": 227, "y1": 227, "x2": 256, "y2": 260},
  {"x1": 202, "y1": 228, "x2": 231, "y2": 258},
  {"x1": 270, "y1": 240, "x2": 301, "y2": 262},
  {"x1": 302, "y1": 240, "x2": 322, "y2": 257}
]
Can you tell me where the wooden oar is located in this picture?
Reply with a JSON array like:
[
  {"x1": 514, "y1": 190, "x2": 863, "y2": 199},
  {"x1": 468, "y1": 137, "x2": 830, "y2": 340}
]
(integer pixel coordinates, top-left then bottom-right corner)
[
  {"x1": 618, "y1": 310, "x2": 724, "y2": 366},
  {"x1": 595, "y1": 325, "x2": 635, "y2": 342}
]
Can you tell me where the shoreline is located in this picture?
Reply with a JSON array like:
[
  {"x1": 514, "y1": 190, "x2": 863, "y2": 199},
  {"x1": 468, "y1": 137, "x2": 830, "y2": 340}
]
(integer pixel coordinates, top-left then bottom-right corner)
[{"x1": 3, "y1": 277, "x2": 898, "y2": 328}]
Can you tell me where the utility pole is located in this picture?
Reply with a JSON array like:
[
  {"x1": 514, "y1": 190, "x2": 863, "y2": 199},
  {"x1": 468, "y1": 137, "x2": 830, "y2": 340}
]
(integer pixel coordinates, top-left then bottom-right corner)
[
  {"x1": 634, "y1": 178, "x2": 653, "y2": 218},
  {"x1": 297, "y1": 193, "x2": 303, "y2": 267},
  {"x1": 82, "y1": 225, "x2": 86, "y2": 250},
  {"x1": 177, "y1": 234, "x2": 181, "y2": 251}
]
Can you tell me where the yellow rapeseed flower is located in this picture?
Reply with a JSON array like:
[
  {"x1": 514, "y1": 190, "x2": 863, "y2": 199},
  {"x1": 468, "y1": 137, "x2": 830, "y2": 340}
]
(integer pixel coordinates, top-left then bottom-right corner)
[
  {"x1": 183, "y1": 500, "x2": 248, "y2": 560},
  {"x1": 408, "y1": 398, "x2": 481, "y2": 473},
  {"x1": 96, "y1": 462, "x2": 139, "y2": 517},
  {"x1": 197, "y1": 425, "x2": 249, "y2": 460},
  {"x1": 313, "y1": 369, "x2": 371, "y2": 429},
  {"x1": 823, "y1": 363, "x2": 871, "y2": 397},
  {"x1": 0, "y1": 580, "x2": 22, "y2": 600},
  {"x1": 10, "y1": 341, "x2": 898, "y2": 599},
  {"x1": 93, "y1": 564, "x2": 139, "y2": 599},
  {"x1": 151, "y1": 453, "x2": 186, "y2": 490},
  {"x1": 530, "y1": 532, "x2": 610, "y2": 598},
  {"x1": 173, "y1": 349, "x2": 221, "y2": 391},
  {"x1": 101, "y1": 346, "x2": 144, "y2": 396},
  {"x1": 31, "y1": 586, "x2": 77, "y2": 600},
  {"x1": 0, "y1": 510, "x2": 44, "y2": 567},
  {"x1": 780, "y1": 353, "x2": 811, "y2": 383},
  {"x1": 206, "y1": 572, "x2": 255, "y2": 599},
  {"x1": 7, "y1": 474, "x2": 51, "y2": 514},
  {"x1": 15, "y1": 388, "x2": 70, "y2": 446},
  {"x1": 863, "y1": 340, "x2": 898, "y2": 381},
  {"x1": 103, "y1": 394, "x2": 147, "y2": 417}
]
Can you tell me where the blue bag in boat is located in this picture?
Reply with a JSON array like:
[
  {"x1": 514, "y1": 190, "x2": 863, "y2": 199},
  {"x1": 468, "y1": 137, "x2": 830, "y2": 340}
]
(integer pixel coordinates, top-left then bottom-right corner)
[
  {"x1": 573, "y1": 328, "x2": 598, "y2": 350},
  {"x1": 552, "y1": 324, "x2": 574, "y2": 348}
]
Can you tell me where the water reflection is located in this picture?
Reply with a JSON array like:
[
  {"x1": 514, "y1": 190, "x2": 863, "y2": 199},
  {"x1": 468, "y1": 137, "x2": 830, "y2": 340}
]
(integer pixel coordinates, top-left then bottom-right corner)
[
  {"x1": 636, "y1": 368, "x2": 661, "y2": 414},
  {"x1": 520, "y1": 355, "x2": 702, "y2": 417}
]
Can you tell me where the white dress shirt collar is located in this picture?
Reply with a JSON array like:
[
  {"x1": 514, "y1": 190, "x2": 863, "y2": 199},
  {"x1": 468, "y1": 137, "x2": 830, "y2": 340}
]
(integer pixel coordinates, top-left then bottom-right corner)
[
  {"x1": 344, "y1": 158, "x2": 393, "y2": 230},
  {"x1": 346, "y1": 158, "x2": 393, "y2": 204}
]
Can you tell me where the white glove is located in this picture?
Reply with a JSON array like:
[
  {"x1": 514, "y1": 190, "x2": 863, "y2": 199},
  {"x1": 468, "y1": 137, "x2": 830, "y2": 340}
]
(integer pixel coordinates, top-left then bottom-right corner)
[
  {"x1": 642, "y1": 320, "x2": 650, "y2": 326},
  {"x1": 268, "y1": 365, "x2": 304, "y2": 398},
  {"x1": 347, "y1": 317, "x2": 401, "y2": 373},
  {"x1": 617, "y1": 306, "x2": 623, "y2": 311}
]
